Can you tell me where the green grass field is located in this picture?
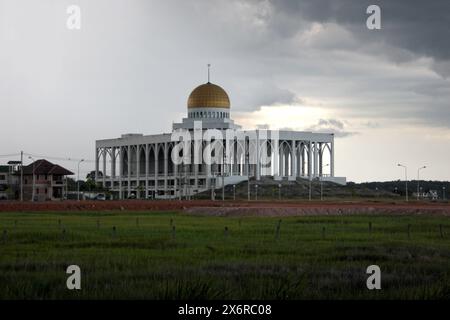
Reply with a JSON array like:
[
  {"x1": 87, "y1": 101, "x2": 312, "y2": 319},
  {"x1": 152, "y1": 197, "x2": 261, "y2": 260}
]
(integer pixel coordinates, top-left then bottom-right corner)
[{"x1": 0, "y1": 211, "x2": 449, "y2": 300}]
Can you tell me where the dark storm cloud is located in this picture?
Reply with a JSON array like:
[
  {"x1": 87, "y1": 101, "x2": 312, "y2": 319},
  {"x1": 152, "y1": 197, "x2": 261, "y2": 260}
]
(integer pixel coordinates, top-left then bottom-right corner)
[
  {"x1": 266, "y1": 0, "x2": 450, "y2": 74},
  {"x1": 223, "y1": 0, "x2": 450, "y2": 127}
]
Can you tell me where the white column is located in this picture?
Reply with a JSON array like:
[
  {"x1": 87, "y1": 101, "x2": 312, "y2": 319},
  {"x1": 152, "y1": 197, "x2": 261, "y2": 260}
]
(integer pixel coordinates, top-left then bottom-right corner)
[
  {"x1": 119, "y1": 147, "x2": 123, "y2": 199},
  {"x1": 256, "y1": 132, "x2": 261, "y2": 181},
  {"x1": 111, "y1": 147, "x2": 115, "y2": 198},
  {"x1": 102, "y1": 149, "x2": 106, "y2": 187},
  {"x1": 145, "y1": 144, "x2": 149, "y2": 199},
  {"x1": 164, "y1": 142, "x2": 168, "y2": 197},
  {"x1": 313, "y1": 142, "x2": 318, "y2": 178},
  {"x1": 154, "y1": 144, "x2": 158, "y2": 198},
  {"x1": 330, "y1": 139, "x2": 335, "y2": 177},
  {"x1": 291, "y1": 140, "x2": 297, "y2": 178},
  {"x1": 279, "y1": 145, "x2": 284, "y2": 176},
  {"x1": 319, "y1": 143, "x2": 323, "y2": 177},
  {"x1": 173, "y1": 144, "x2": 178, "y2": 198},
  {"x1": 194, "y1": 141, "x2": 199, "y2": 189},
  {"x1": 136, "y1": 145, "x2": 140, "y2": 199},
  {"x1": 308, "y1": 141, "x2": 312, "y2": 180},
  {"x1": 127, "y1": 145, "x2": 131, "y2": 197},
  {"x1": 95, "y1": 148, "x2": 99, "y2": 181},
  {"x1": 205, "y1": 141, "x2": 211, "y2": 188}
]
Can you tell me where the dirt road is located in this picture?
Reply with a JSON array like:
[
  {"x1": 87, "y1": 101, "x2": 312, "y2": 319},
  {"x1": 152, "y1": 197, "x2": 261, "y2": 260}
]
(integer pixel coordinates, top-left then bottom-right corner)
[{"x1": 1, "y1": 199, "x2": 450, "y2": 216}]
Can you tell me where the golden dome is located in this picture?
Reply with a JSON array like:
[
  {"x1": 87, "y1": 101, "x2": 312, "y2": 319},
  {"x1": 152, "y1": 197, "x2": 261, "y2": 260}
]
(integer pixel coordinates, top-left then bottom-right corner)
[{"x1": 187, "y1": 82, "x2": 230, "y2": 109}]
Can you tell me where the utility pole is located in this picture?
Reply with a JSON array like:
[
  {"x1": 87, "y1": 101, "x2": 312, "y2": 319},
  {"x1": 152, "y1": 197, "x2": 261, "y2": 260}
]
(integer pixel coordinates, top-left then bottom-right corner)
[
  {"x1": 417, "y1": 166, "x2": 426, "y2": 200},
  {"x1": 178, "y1": 164, "x2": 181, "y2": 201},
  {"x1": 28, "y1": 156, "x2": 35, "y2": 202},
  {"x1": 77, "y1": 159, "x2": 84, "y2": 201},
  {"x1": 222, "y1": 146, "x2": 225, "y2": 201},
  {"x1": 211, "y1": 174, "x2": 215, "y2": 201},
  {"x1": 309, "y1": 178, "x2": 312, "y2": 201},
  {"x1": 20, "y1": 151, "x2": 23, "y2": 202},
  {"x1": 246, "y1": 150, "x2": 250, "y2": 201},
  {"x1": 397, "y1": 163, "x2": 408, "y2": 202}
]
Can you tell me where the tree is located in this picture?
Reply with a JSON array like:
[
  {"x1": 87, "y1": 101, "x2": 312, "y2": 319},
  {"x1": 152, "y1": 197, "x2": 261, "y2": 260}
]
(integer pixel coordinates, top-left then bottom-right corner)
[{"x1": 86, "y1": 171, "x2": 103, "y2": 180}]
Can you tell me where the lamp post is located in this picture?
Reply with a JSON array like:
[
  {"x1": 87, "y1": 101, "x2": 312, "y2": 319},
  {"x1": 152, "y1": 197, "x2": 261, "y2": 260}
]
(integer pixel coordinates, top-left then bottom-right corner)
[
  {"x1": 278, "y1": 183, "x2": 281, "y2": 201},
  {"x1": 77, "y1": 159, "x2": 84, "y2": 201},
  {"x1": 443, "y1": 187, "x2": 447, "y2": 201},
  {"x1": 397, "y1": 163, "x2": 408, "y2": 202},
  {"x1": 222, "y1": 171, "x2": 225, "y2": 201},
  {"x1": 233, "y1": 184, "x2": 236, "y2": 201},
  {"x1": 320, "y1": 164, "x2": 330, "y2": 201},
  {"x1": 222, "y1": 147, "x2": 226, "y2": 201},
  {"x1": 246, "y1": 148, "x2": 250, "y2": 201},
  {"x1": 28, "y1": 156, "x2": 35, "y2": 202},
  {"x1": 20, "y1": 151, "x2": 24, "y2": 202},
  {"x1": 309, "y1": 178, "x2": 312, "y2": 201},
  {"x1": 417, "y1": 166, "x2": 426, "y2": 200},
  {"x1": 255, "y1": 184, "x2": 258, "y2": 201}
]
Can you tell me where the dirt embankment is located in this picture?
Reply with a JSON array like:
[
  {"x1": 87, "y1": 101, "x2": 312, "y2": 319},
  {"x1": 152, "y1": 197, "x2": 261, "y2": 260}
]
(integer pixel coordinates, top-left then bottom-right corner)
[
  {"x1": 183, "y1": 205, "x2": 450, "y2": 217},
  {"x1": 1, "y1": 200, "x2": 450, "y2": 216}
]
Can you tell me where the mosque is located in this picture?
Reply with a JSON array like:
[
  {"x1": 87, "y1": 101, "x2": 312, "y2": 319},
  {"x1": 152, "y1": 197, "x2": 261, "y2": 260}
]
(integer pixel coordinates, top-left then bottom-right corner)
[{"x1": 94, "y1": 75, "x2": 346, "y2": 199}]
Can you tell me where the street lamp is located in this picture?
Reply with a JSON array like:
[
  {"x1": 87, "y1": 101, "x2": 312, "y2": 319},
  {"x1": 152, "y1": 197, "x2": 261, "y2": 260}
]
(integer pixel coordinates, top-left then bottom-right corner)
[
  {"x1": 77, "y1": 159, "x2": 84, "y2": 201},
  {"x1": 246, "y1": 149, "x2": 250, "y2": 201},
  {"x1": 255, "y1": 184, "x2": 258, "y2": 201},
  {"x1": 278, "y1": 183, "x2": 281, "y2": 201},
  {"x1": 233, "y1": 184, "x2": 236, "y2": 201},
  {"x1": 320, "y1": 164, "x2": 330, "y2": 201},
  {"x1": 28, "y1": 156, "x2": 35, "y2": 202},
  {"x1": 309, "y1": 178, "x2": 312, "y2": 201},
  {"x1": 443, "y1": 187, "x2": 447, "y2": 201},
  {"x1": 397, "y1": 163, "x2": 408, "y2": 202},
  {"x1": 417, "y1": 166, "x2": 426, "y2": 200}
]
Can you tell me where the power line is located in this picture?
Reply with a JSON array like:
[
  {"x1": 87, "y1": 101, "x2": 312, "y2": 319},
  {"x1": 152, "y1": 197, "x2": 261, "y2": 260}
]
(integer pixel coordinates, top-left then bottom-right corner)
[
  {"x1": 0, "y1": 153, "x2": 21, "y2": 158},
  {"x1": 23, "y1": 152, "x2": 95, "y2": 163}
]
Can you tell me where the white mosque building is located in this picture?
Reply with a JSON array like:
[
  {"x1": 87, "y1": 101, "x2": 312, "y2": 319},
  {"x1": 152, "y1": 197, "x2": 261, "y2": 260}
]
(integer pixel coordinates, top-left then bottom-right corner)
[{"x1": 94, "y1": 79, "x2": 346, "y2": 199}]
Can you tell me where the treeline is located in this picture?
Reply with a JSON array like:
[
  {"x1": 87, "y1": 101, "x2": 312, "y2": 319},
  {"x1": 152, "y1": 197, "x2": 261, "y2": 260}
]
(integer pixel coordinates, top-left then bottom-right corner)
[{"x1": 349, "y1": 180, "x2": 450, "y2": 196}]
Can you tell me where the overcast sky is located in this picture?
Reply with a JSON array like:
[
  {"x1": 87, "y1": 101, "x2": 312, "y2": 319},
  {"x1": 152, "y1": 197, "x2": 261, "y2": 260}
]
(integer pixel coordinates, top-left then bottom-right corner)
[{"x1": 1, "y1": 0, "x2": 450, "y2": 182}]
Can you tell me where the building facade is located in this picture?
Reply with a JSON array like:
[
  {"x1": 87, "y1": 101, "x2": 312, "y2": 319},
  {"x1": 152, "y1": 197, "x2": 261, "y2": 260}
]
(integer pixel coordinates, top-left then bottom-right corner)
[
  {"x1": 95, "y1": 81, "x2": 346, "y2": 199},
  {"x1": 21, "y1": 159, "x2": 73, "y2": 201},
  {"x1": 0, "y1": 162, "x2": 21, "y2": 200}
]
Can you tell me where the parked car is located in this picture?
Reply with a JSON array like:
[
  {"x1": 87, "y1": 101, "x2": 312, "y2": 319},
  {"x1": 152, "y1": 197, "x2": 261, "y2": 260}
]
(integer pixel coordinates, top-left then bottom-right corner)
[{"x1": 95, "y1": 194, "x2": 106, "y2": 201}]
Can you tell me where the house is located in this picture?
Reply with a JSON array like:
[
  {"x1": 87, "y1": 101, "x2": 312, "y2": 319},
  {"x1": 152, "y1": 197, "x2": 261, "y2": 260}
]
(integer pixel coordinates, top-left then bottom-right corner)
[
  {"x1": 0, "y1": 162, "x2": 20, "y2": 200},
  {"x1": 20, "y1": 159, "x2": 74, "y2": 201},
  {"x1": 0, "y1": 165, "x2": 10, "y2": 200}
]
